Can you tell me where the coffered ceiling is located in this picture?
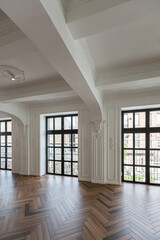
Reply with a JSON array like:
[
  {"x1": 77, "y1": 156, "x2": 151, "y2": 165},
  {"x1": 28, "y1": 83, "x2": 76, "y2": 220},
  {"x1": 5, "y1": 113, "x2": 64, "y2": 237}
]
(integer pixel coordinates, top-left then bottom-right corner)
[
  {"x1": 1, "y1": 0, "x2": 160, "y2": 106},
  {"x1": 0, "y1": 9, "x2": 78, "y2": 103},
  {"x1": 62, "y1": 0, "x2": 160, "y2": 94}
]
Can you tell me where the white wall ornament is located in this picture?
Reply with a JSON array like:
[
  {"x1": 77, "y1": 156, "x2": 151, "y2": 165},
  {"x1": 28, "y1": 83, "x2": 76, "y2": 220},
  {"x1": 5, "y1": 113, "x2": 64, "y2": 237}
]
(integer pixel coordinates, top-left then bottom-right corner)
[
  {"x1": 109, "y1": 137, "x2": 114, "y2": 150},
  {"x1": 91, "y1": 120, "x2": 105, "y2": 184},
  {"x1": 91, "y1": 120, "x2": 105, "y2": 134}
]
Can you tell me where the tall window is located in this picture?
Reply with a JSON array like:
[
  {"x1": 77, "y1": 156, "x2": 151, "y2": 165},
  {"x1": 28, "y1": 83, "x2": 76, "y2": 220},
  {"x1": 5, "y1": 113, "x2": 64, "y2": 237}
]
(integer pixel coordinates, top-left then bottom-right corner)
[
  {"x1": 0, "y1": 120, "x2": 12, "y2": 170},
  {"x1": 46, "y1": 114, "x2": 78, "y2": 176},
  {"x1": 122, "y1": 109, "x2": 160, "y2": 185}
]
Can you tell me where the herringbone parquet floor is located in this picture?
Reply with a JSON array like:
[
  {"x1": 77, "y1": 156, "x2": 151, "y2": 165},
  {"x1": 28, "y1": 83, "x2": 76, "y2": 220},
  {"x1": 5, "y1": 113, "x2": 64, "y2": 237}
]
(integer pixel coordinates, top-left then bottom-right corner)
[{"x1": 0, "y1": 171, "x2": 160, "y2": 240}]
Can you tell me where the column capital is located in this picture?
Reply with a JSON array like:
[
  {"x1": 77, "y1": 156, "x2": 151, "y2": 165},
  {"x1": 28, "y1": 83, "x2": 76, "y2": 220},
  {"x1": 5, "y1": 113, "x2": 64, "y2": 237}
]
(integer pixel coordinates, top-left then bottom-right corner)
[{"x1": 91, "y1": 120, "x2": 105, "y2": 133}]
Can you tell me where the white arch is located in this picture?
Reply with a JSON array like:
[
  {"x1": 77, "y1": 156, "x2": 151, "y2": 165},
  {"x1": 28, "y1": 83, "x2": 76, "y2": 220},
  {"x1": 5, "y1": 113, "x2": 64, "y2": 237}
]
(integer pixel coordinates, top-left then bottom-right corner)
[
  {"x1": 0, "y1": 103, "x2": 27, "y2": 125},
  {"x1": 0, "y1": 108, "x2": 28, "y2": 175}
]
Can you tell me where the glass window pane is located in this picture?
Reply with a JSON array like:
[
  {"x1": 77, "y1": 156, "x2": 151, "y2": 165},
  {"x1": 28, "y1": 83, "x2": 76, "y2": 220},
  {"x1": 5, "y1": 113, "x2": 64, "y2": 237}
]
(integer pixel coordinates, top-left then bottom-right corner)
[
  {"x1": 64, "y1": 117, "x2": 71, "y2": 130},
  {"x1": 55, "y1": 118, "x2": 61, "y2": 130},
  {"x1": 7, "y1": 121, "x2": 12, "y2": 132},
  {"x1": 124, "y1": 166, "x2": 133, "y2": 181},
  {"x1": 64, "y1": 162, "x2": 71, "y2": 175},
  {"x1": 1, "y1": 147, "x2": 5, "y2": 157},
  {"x1": 150, "y1": 111, "x2": 160, "y2": 127},
  {"x1": 7, "y1": 136, "x2": 12, "y2": 146},
  {"x1": 64, "y1": 148, "x2": 71, "y2": 161},
  {"x1": 72, "y1": 134, "x2": 78, "y2": 147},
  {"x1": 150, "y1": 133, "x2": 160, "y2": 149},
  {"x1": 150, "y1": 150, "x2": 160, "y2": 166},
  {"x1": 48, "y1": 161, "x2": 54, "y2": 173},
  {"x1": 135, "y1": 150, "x2": 146, "y2": 165},
  {"x1": 55, "y1": 135, "x2": 61, "y2": 147},
  {"x1": 47, "y1": 118, "x2": 53, "y2": 130},
  {"x1": 135, "y1": 167, "x2": 145, "y2": 182},
  {"x1": 47, "y1": 135, "x2": 54, "y2": 147},
  {"x1": 124, "y1": 113, "x2": 133, "y2": 128},
  {"x1": 48, "y1": 148, "x2": 54, "y2": 160},
  {"x1": 7, "y1": 147, "x2": 12, "y2": 158},
  {"x1": 55, "y1": 161, "x2": 61, "y2": 174},
  {"x1": 7, "y1": 159, "x2": 12, "y2": 170},
  {"x1": 73, "y1": 163, "x2": 78, "y2": 176},
  {"x1": 72, "y1": 116, "x2": 78, "y2": 129},
  {"x1": 1, "y1": 136, "x2": 5, "y2": 146},
  {"x1": 135, "y1": 112, "x2": 145, "y2": 128},
  {"x1": 124, "y1": 133, "x2": 133, "y2": 148},
  {"x1": 55, "y1": 148, "x2": 61, "y2": 160},
  {"x1": 124, "y1": 150, "x2": 133, "y2": 165},
  {"x1": 73, "y1": 148, "x2": 78, "y2": 161},
  {"x1": 150, "y1": 168, "x2": 160, "y2": 184},
  {"x1": 1, "y1": 158, "x2": 5, "y2": 168},
  {"x1": 64, "y1": 134, "x2": 71, "y2": 147},
  {"x1": 135, "y1": 133, "x2": 145, "y2": 148},
  {"x1": 1, "y1": 122, "x2": 5, "y2": 132}
]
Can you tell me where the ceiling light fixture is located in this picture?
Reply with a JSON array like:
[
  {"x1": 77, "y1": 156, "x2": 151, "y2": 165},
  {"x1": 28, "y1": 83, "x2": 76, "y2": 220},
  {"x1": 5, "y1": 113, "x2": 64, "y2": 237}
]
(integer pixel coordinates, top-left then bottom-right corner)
[{"x1": 0, "y1": 65, "x2": 25, "y2": 83}]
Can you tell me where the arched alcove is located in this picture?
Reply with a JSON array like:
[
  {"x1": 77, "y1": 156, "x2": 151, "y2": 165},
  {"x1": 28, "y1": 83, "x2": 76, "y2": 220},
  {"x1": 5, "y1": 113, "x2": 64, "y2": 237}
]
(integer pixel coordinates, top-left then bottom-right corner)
[{"x1": 0, "y1": 110, "x2": 28, "y2": 175}]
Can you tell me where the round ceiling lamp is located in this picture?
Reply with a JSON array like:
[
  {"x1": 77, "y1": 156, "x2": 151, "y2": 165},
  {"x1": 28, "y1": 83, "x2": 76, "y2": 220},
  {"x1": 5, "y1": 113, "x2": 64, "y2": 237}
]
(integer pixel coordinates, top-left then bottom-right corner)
[{"x1": 0, "y1": 65, "x2": 25, "y2": 83}]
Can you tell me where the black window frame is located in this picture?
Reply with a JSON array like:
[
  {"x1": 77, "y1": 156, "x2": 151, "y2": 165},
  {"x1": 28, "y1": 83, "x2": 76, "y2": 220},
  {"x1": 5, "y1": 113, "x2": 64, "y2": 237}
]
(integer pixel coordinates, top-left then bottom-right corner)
[
  {"x1": 122, "y1": 108, "x2": 160, "y2": 185},
  {"x1": 0, "y1": 119, "x2": 12, "y2": 171},
  {"x1": 46, "y1": 114, "x2": 78, "y2": 177}
]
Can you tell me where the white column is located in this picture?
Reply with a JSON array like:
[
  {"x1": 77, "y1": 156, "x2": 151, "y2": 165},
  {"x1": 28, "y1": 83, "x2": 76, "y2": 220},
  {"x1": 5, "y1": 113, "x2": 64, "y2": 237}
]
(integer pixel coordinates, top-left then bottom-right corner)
[
  {"x1": 105, "y1": 106, "x2": 121, "y2": 185},
  {"x1": 91, "y1": 121, "x2": 105, "y2": 184}
]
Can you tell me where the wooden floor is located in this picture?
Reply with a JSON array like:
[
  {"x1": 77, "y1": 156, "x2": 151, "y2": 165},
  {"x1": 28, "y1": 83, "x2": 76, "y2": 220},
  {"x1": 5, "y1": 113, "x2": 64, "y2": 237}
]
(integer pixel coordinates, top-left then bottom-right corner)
[{"x1": 0, "y1": 172, "x2": 160, "y2": 240}]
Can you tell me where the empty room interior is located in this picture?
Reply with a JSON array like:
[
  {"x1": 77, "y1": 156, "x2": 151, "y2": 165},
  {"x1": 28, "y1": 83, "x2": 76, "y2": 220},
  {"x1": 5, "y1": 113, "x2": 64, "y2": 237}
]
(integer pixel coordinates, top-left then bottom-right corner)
[{"x1": 0, "y1": 0, "x2": 160, "y2": 239}]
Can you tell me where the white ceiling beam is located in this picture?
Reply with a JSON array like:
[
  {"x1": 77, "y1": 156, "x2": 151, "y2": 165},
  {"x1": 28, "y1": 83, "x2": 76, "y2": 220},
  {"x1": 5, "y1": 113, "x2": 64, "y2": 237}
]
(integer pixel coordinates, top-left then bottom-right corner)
[
  {"x1": 0, "y1": 78, "x2": 74, "y2": 102},
  {"x1": 66, "y1": 0, "x2": 160, "y2": 39},
  {"x1": 66, "y1": 0, "x2": 131, "y2": 22},
  {"x1": 96, "y1": 62, "x2": 160, "y2": 92},
  {"x1": 0, "y1": 0, "x2": 102, "y2": 120}
]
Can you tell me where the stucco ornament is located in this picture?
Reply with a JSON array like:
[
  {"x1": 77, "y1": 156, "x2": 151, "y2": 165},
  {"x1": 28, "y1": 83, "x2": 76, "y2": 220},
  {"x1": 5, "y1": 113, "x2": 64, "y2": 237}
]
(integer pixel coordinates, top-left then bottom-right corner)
[{"x1": 0, "y1": 65, "x2": 25, "y2": 83}]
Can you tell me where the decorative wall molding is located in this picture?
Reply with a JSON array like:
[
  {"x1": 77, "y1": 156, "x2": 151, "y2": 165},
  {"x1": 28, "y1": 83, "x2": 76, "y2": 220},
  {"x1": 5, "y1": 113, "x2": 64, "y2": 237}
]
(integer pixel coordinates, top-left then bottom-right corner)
[
  {"x1": 79, "y1": 109, "x2": 91, "y2": 179},
  {"x1": 61, "y1": 0, "x2": 94, "y2": 11},
  {"x1": 91, "y1": 120, "x2": 105, "y2": 183},
  {"x1": 91, "y1": 120, "x2": 105, "y2": 134},
  {"x1": 106, "y1": 107, "x2": 119, "y2": 183}
]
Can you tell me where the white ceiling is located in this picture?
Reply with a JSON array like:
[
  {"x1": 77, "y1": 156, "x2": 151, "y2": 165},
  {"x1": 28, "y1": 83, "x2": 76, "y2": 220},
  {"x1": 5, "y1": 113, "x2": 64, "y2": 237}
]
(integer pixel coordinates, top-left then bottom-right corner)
[
  {"x1": 0, "y1": 8, "x2": 8, "y2": 21},
  {"x1": 0, "y1": 9, "x2": 78, "y2": 103},
  {"x1": 0, "y1": 9, "x2": 61, "y2": 88},
  {"x1": 0, "y1": 51, "x2": 60, "y2": 88},
  {"x1": 87, "y1": 15, "x2": 160, "y2": 73},
  {"x1": 61, "y1": 0, "x2": 94, "y2": 11},
  {"x1": 1, "y1": 0, "x2": 160, "y2": 105},
  {"x1": 62, "y1": 0, "x2": 160, "y2": 94},
  {"x1": 65, "y1": 0, "x2": 160, "y2": 72}
]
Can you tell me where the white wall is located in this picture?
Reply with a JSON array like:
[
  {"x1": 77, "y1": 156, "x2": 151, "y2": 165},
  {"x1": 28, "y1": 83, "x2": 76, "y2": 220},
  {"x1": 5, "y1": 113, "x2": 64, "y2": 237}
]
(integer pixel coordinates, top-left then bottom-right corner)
[
  {"x1": 28, "y1": 99, "x2": 91, "y2": 181},
  {"x1": 0, "y1": 99, "x2": 102, "y2": 183},
  {"x1": 104, "y1": 90, "x2": 160, "y2": 185},
  {"x1": 3, "y1": 91, "x2": 160, "y2": 185},
  {"x1": 12, "y1": 117, "x2": 28, "y2": 175}
]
